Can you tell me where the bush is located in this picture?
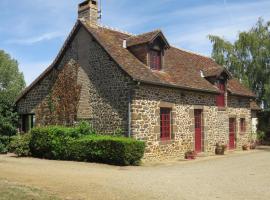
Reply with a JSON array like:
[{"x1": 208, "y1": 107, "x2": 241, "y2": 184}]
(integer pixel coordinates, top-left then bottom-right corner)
[
  {"x1": 9, "y1": 133, "x2": 31, "y2": 157},
  {"x1": 29, "y1": 126, "x2": 145, "y2": 165},
  {"x1": 257, "y1": 131, "x2": 266, "y2": 143},
  {"x1": 29, "y1": 126, "x2": 77, "y2": 159},
  {"x1": 0, "y1": 135, "x2": 10, "y2": 154},
  {"x1": 0, "y1": 143, "x2": 7, "y2": 154},
  {"x1": 75, "y1": 121, "x2": 96, "y2": 136},
  {"x1": 68, "y1": 135, "x2": 145, "y2": 165},
  {"x1": 0, "y1": 117, "x2": 17, "y2": 137}
]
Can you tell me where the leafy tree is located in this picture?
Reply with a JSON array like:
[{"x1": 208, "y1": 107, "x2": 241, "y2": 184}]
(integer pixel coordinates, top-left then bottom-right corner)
[
  {"x1": 0, "y1": 50, "x2": 25, "y2": 136},
  {"x1": 209, "y1": 18, "x2": 270, "y2": 108}
]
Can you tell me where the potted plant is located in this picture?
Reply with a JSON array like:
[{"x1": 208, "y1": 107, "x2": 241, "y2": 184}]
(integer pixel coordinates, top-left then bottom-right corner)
[
  {"x1": 242, "y1": 144, "x2": 249, "y2": 151},
  {"x1": 185, "y1": 150, "x2": 197, "y2": 160},
  {"x1": 215, "y1": 143, "x2": 227, "y2": 155},
  {"x1": 249, "y1": 140, "x2": 257, "y2": 150}
]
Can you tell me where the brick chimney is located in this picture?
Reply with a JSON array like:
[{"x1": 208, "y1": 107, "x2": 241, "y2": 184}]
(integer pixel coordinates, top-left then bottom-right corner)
[{"x1": 78, "y1": 0, "x2": 99, "y2": 27}]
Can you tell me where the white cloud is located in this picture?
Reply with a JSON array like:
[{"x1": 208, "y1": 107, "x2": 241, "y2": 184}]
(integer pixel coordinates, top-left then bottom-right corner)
[{"x1": 6, "y1": 32, "x2": 65, "y2": 45}]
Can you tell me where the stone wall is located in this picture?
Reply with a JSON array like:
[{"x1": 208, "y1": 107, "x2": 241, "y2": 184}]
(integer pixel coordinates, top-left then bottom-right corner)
[
  {"x1": 75, "y1": 27, "x2": 134, "y2": 134},
  {"x1": 17, "y1": 26, "x2": 134, "y2": 134},
  {"x1": 17, "y1": 69, "x2": 56, "y2": 114},
  {"x1": 131, "y1": 84, "x2": 252, "y2": 160}
]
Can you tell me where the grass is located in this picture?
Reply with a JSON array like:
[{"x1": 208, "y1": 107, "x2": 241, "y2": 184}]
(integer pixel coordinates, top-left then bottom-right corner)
[{"x1": 0, "y1": 180, "x2": 61, "y2": 200}]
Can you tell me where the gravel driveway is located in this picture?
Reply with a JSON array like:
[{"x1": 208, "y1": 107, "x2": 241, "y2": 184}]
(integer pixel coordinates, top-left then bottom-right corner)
[{"x1": 0, "y1": 147, "x2": 270, "y2": 200}]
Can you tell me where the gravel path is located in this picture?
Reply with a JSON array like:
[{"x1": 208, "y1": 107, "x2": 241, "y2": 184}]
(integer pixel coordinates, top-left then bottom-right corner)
[{"x1": 0, "y1": 147, "x2": 270, "y2": 200}]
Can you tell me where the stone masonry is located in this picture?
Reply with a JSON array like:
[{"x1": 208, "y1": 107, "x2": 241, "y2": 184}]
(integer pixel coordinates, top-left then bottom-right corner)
[
  {"x1": 17, "y1": 26, "x2": 134, "y2": 134},
  {"x1": 131, "y1": 84, "x2": 252, "y2": 160}
]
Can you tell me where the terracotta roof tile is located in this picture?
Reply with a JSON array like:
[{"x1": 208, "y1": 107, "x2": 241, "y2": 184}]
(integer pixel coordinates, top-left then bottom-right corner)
[
  {"x1": 227, "y1": 78, "x2": 256, "y2": 97},
  {"x1": 16, "y1": 20, "x2": 256, "y2": 102},
  {"x1": 126, "y1": 30, "x2": 161, "y2": 47},
  {"x1": 83, "y1": 22, "x2": 219, "y2": 93}
]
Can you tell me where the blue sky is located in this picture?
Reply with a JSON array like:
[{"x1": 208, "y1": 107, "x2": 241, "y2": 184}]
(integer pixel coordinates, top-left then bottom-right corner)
[{"x1": 0, "y1": 0, "x2": 270, "y2": 86}]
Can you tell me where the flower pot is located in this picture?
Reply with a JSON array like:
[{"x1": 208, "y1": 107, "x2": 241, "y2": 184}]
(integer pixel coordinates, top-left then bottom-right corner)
[
  {"x1": 215, "y1": 146, "x2": 225, "y2": 155},
  {"x1": 185, "y1": 155, "x2": 195, "y2": 160},
  {"x1": 242, "y1": 145, "x2": 249, "y2": 151},
  {"x1": 185, "y1": 151, "x2": 196, "y2": 160}
]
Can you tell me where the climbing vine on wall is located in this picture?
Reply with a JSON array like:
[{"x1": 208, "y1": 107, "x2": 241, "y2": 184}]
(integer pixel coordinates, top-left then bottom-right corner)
[{"x1": 36, "y1": 60, "x2": 81, "y2": 126}]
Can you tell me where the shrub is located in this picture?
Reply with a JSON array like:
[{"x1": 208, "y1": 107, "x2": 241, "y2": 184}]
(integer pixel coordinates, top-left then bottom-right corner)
[
  {"x1": 257, "y1": 131, "x2": 266, "y2": 143},
  {"x1": 75, "y1": 121, "x2": 96, "y2": 136},
  {"x1": 29, "y1": 126, "x2": 77, "y2": 159},
  {"x1": 0, "y1": 118, "x2": 17, "y2": 137},
  {"x1": 0, "y1": 135, "x2": 10, "y2": 154},
  {"x1": 68, "y1": 135, "x2": 145, "y2": 165},
  {"x1": 0, "y1": 143, "x2": 7, "y2": 154},
  {"x1": 29, "y1": 126, "x2": 145, "y2": 165},
  {"x1": 9, "y1": 133, "x2": 31, "y2": 157}
]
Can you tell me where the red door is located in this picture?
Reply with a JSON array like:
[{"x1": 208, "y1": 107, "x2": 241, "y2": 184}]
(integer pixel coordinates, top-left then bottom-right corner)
[
  {"x1": 194, "y1": 110, "x2": 203, "y2": 152},
  {"x1": 229, "y1": 118, "x2": 236, "y2": 149}
]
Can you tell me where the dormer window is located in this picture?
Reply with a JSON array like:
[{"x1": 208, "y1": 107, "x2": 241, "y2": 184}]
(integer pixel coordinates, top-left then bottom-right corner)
[{"x1": 150, "y1": 49, "x2": 161, "y2": 70}]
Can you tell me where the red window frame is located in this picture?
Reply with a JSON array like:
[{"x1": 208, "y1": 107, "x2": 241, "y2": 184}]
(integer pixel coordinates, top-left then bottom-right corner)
[
  {"x1": 240, "y1": 118, "x2": 246, "y2": 133},
  {"x1": 216, "y1": 82, "x2": 225, "y2": 107},
  {"x1": 150, "y1": 49, "x2": 161, "y2": 70},
  {"x1": 160, "y1": 108, "x2": 171, "y2": 140}
]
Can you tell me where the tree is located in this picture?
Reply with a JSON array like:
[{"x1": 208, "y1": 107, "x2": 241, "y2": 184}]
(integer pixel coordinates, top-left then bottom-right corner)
[
  {"x1": 209, "y1": 18, "x2": 270, "y2": 108},
  {"x1": 0, "y1": 50, "x2": 25, "y2": 136}
]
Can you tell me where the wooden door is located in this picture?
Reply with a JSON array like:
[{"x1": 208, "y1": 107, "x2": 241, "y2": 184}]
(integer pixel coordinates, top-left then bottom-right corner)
[
  {"x1": 229, "y1": 118, "x2": 236, "y2": 149},
  {"x1": 194, "y1": 110, "x2": 203, "y2": 152}
]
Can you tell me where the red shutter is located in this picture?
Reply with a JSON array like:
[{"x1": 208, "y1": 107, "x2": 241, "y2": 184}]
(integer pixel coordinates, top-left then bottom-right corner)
[
  {"x1": 150, "y1": 50, "x2": 161, "y2": 70},
  {"x1": 160, "y1": 108, "x2": 171, "y2": 140},
  {"x1": 216, "y1": 82, "x2": 225, "y2": 107}
]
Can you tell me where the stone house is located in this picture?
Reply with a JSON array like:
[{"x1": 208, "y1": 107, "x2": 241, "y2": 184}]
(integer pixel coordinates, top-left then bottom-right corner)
[{"x1": 16, "y1": 0, "x2": 260, "y2": 160}]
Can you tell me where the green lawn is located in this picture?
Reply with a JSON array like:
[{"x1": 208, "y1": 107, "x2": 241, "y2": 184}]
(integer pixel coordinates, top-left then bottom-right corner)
[{"x1": 0, "y1": 180, "x2": 60, "y2": 200}]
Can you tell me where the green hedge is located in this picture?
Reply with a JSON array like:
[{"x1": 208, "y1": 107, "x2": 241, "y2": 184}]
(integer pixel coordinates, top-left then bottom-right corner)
[
  {"x1": 68, "y1": 135, "x2": 145, "y2": 165},
  {"x1": 0, "y1": 135, "x2": 10, "y2": 154},
  {"x1": 29, "y1": 126, "x2": 79, "y2": 160},
  {"x1": 29, "y1": 126, "x2": 145, "y2": 165}
]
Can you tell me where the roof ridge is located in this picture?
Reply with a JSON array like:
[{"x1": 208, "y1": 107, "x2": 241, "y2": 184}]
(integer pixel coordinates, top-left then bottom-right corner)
[
  {"x1": 98, "y1": 24, "x2": 135, "y2": 36},
  {"x1": 171, "y1": 45, "x2": 214, "y2": 60},
  {"x1": 129, "y1": 29, "x2": 161, "y2": 38}
]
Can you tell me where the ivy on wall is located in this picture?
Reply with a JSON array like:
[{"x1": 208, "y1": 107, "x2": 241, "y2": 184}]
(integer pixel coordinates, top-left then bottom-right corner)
[{"x1": 36, "y1": 60, "x2": 81, "y2": 126}]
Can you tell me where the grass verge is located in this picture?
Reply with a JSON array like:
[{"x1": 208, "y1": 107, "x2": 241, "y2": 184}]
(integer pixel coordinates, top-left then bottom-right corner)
[{"x1": 0, "y1": 180, "x2": 60, "y2": 200}]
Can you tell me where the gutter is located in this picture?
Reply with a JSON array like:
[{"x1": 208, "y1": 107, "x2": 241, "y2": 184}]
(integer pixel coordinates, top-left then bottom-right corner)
[
  {"x1": 227, "y1": 89, "x2": 256, "y2": 99},
  {"x1": 134, "y1": 79, "x2": 220, "y2": 95},
  {"x1": 128, "y1": 90, "x2": 132, "y2": 138}
]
